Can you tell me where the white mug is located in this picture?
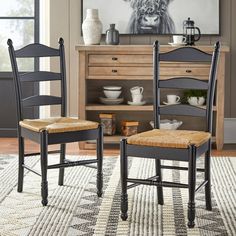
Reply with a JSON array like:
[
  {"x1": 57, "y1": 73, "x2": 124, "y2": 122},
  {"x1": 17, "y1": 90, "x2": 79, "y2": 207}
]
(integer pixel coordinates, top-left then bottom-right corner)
[
  {"x1": 173, "y1": 35, "x2": 186, "y2": 44},
  {"x1": 132, "y1": 94, "x2": 143, "y2": 103},
  {"x1": 167, "y1": 95, "x2": 180, "y2": 104},
  {"x1": 130, "y1": 86, "x2": 144, "y2": 95}
]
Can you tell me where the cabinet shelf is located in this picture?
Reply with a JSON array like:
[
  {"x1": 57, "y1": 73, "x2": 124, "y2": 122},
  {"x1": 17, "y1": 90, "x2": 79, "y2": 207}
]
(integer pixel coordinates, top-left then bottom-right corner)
[
  {"x1": 85, "y1": 104, "x2": 216, "y2": 111},
  {"x1": 86, "y1": 104, "x2": 153, "y2": 111},
  {"x1": 87, "y1": 135, "x2": 124, "y2": 144}
]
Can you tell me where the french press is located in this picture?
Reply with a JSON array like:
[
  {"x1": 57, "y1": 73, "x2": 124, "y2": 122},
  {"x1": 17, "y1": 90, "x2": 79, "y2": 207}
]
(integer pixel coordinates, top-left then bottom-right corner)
[{"x1": 183, "y1": 17, "x2": 201, "y2": 46}]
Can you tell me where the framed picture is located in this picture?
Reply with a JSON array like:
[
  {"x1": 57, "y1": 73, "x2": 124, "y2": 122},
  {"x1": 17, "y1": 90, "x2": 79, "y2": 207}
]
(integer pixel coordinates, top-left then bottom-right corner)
[{"x1": 81, "y1": 0, "x2": 220, "y2": 35}]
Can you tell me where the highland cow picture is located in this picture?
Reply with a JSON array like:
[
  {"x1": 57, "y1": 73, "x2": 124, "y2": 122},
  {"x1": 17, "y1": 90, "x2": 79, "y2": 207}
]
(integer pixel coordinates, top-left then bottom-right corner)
[{"x1": 82, "y1": 0, "x2": 220, "y2": 35}]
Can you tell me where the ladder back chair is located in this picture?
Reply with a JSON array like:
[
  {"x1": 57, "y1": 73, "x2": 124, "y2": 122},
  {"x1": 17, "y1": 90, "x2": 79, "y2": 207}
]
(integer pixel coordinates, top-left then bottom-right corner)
[
  {"x1": 120, "y1": 41, "x2": 220, "y2": 228},
  {"x1": 8, "y1": 38, "x2": 103, "y2": 206}
]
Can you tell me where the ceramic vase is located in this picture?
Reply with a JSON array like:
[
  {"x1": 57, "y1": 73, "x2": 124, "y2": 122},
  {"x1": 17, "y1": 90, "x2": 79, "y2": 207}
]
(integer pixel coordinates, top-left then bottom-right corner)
[
  {"x1": 105, "y1": 24, "x2": 119, "y2": 45},
  {"x1": 82, "y1": 9, "x2": 102, "y2": 45}
]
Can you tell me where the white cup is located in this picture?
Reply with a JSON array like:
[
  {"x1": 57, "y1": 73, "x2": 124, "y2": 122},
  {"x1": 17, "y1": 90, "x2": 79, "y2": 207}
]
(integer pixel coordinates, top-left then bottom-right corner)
[
  {"x1": 167, "y1": 95, "x2": 180, "y2": 104},
  {"x1": 130, "y1": 86, "x2": 144, "y2": 95},
  {"x1": 173, "y1": 35, "x2": 186, "y2": 44},
  {"x1": 132, "y1": 94, "x2": 143, "y2": 103}
]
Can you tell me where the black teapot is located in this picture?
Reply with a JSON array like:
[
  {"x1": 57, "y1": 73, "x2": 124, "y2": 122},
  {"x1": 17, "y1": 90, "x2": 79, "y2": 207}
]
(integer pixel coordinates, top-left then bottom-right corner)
[{"x1": 183, "y1": 17, "x2": 201, "y2": 46}]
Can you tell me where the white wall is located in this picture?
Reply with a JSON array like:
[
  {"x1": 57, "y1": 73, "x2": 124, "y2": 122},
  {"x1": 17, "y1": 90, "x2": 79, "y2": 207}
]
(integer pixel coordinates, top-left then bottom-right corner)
[
  {"x1": 40, "y1": 0, "x2": 50, "y2": 118},
  {"x1": 49, "y1": 0, "x2": 82, "y2": 116}
]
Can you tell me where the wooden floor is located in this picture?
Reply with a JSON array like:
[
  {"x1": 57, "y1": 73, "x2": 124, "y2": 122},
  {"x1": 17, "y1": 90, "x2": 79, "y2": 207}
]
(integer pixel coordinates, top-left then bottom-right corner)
[{"x1": 0, "y1": 138, "x2": 236, "y2": 157}]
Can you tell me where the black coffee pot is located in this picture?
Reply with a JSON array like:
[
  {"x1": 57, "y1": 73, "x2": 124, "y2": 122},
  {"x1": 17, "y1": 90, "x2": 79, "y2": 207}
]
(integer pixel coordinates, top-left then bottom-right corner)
[{"x1": 183, "y1": 17, "x2": 201, "y2": 46}]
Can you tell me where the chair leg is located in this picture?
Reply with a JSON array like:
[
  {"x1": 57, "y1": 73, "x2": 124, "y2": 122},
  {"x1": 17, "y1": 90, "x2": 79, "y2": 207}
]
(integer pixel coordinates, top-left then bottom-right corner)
[
  {"x1": 120, "y1": 139, "x2": 128, "y2": 221},
  {"x1": 97, "y1": 125, "x2": 103, "y2": 197},
  {"x1": 58, "y1": 143, "x2": 66, "y2": 186},
  {"x1": 205, "y1": 141, "x2": 212, "y2": 211},
  {"x1": 40, "y1": 131, "x2": 48, "y2": 206},
  {"x1": 155, "y1": 159, "x2": 164, "y2": 205},
  {"x1": 188, "y1": 145, "x2": 197, "y2": 228},
  {"x1": 17, "y1": 137, "x2": 24, "y2": 192}
]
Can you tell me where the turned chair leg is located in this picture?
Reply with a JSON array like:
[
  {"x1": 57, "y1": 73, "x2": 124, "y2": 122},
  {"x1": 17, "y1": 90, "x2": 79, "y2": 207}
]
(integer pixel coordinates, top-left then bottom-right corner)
[
  {"x1": 188, "y1": 145, "x2": 197, "y2": 228},
  {"x1": 58, "y1": 143, "x2": 66, "y2": 186},
  {"x1": 155, "y1": 159, "x2": 164, "y2": 205},
  {"x1": 97, "y1": 125, "x2": 103, "y2": 197},
  {"x1": 205, "y1": 142, "x2": 212, "y2": 210},
  {"x1": 40, "y1": 131, "x2": 48, "y2": 206},
  {"x1": 120, "y1": 139, "x2": 128, "y2": 221},
  {"x1": 17, "y1": 136, "x2": 25, "y2": 192}
]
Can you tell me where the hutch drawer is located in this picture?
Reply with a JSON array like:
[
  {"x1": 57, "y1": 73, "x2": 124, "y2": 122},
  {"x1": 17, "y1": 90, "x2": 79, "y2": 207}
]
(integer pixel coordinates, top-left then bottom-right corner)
[{"x1": 88, "y1": 54, "x2": 152, "y2": 64}]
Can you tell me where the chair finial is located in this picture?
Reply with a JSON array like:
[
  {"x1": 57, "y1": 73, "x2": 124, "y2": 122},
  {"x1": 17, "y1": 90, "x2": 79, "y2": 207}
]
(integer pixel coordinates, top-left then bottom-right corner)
[
  {"x1": 59, "y1": 38, "x2": 64, "y2": 45},
  {"x1": 153, "y1": 40, "x2": 159, "y2": 48},
  {"x1": 215, "y1": 41, "x2": 220, "y2": 51},
  {"x1": 7, "y1": 39, "x2": 13, "y2": 47}
]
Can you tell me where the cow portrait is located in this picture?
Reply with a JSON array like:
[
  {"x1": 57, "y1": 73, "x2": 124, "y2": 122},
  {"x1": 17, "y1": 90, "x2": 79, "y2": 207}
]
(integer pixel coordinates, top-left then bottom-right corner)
[{"x1": 124, "y1": 0, "x2": 175, "y2": 34}]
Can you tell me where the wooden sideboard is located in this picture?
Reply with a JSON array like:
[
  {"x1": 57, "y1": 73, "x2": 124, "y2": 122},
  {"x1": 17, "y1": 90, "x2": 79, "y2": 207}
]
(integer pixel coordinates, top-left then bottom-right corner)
[{"x1": 76, "y1": 45, "x2": 229, "y2": 150}]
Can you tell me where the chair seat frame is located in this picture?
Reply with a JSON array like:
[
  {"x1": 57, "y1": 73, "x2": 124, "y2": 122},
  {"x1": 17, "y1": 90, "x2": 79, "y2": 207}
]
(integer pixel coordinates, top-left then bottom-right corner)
[{"x1": 19, "y1": 125, "x2": 103, "y2": 206}]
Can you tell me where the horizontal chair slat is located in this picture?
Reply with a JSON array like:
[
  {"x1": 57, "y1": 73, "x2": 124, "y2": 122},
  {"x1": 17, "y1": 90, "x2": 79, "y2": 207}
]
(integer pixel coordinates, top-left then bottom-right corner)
[
  {"x1": 159, "y1": 77, "x2": 208, "y2": 90},
  {"x1": 15, "y1": 44, "x2": 60, "y2": 57},
  {"x1": 160, "y1": 47, "x2": 212, "y2": 62},
  {"x1": 47, "y1": 159, "x2": 98, "y2": 169},
  {"x1": 22, "y1": 95, "x2": 62, "y2": 107},
  {"x1": 160, "y1": 104, "x2": 206, "y2": 117},
  {"x1": 20, "y1": 71, "x2": 61, "y2": 82},
  {"x1": 127, "y1": 178, "x2": 189, "y2": 188}
]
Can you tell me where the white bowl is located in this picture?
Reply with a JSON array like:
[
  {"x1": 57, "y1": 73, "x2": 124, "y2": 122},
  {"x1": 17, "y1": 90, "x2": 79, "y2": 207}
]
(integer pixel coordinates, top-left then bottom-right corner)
[
  {"x1": 103, "y1": 86, "x2": 122, "y2": 91},
  {"x1": 149, "y1": 119, "x2": 183, "y2": 130},
  {"x1": 103, "y1": 89, "x2": 122, "y2": 99},
  {"x1": 188, "y1": 97, "x2": 205, "y2": 106}
]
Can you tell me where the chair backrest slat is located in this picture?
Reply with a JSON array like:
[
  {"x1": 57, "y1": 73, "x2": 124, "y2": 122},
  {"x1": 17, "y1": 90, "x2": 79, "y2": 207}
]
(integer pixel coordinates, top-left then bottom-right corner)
[
  {"x1": 160, "y1": 104, "x2": 206, "y2": 117},
  {"x1": 153, "y1": 41, "x2": 220, "y2": 132},
  {"x1": 20, "y1": 71, "x2": 61, "y2": 82},
  {"x1": 22, "y1": 95, "x2": 62, "y2": 107},
  {"x1": 15, "y1": 44, "x2": 60, "y2": 57},
  {"x1": 160, "y1": 47, "x2": 212, "y2": 62},
  {"x1": 159, "y1": 77, "x2": 208, "y2": 90}
]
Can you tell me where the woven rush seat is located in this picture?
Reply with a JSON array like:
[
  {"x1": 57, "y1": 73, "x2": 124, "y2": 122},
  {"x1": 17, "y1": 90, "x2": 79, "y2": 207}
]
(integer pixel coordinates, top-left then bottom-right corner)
[
  {"x1": 127, "y1": 129, "x2": 211, "y2": 149},
  {"x1": 19, "y1": 117, "x2": 99, "y2": 133}
]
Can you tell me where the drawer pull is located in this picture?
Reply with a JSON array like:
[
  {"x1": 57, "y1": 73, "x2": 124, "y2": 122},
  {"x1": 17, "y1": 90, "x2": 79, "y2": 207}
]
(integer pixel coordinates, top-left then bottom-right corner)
[
  {"x1": 112, "y1": 69, "x2": 118, "y2": 73},
  {"x1": 112, "y1": 57, "x2": 118, "y2": 61},
  {"x1": 186, "y1": 69, "x2": 192, "y2": 73}
]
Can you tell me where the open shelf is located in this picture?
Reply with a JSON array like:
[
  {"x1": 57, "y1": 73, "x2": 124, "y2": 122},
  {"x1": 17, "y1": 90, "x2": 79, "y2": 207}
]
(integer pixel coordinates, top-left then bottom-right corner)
[
  {"x1": 86, "y1": 104, "x2": 153, "y2": 111},
  {"x1": 86, "y1": 104, "x2": 216, "y2": 111},
  {"x1": 87, "y1": 135, "x2": 124, "y2": 144}
]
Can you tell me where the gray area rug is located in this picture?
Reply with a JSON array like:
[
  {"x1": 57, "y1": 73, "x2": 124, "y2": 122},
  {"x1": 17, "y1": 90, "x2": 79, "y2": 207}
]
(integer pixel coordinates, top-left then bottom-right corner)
[{"x1": 0, "y1": 154, "x2": 235, "y2": 236}]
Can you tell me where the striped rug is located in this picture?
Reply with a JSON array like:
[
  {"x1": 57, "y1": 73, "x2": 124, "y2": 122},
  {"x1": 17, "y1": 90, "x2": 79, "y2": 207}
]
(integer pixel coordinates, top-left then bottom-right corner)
[{"x1": 0, "y1": 154, "x2": 235, "y2": 236}]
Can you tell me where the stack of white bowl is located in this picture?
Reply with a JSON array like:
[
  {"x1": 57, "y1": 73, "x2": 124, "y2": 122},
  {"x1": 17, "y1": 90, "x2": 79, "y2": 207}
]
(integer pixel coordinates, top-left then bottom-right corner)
[{"x1": 100, "y1": 86, "x2": 124, "y2": 105}]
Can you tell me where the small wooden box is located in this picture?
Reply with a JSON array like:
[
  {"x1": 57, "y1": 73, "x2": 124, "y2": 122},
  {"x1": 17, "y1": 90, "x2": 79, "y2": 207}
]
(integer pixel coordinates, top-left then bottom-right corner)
[
  {"x1": 99, "y1": 113, "x2": 116, "y2": 135},
  {"x1": 121, "y1": 120, "x2": 139, "y2": 136}
]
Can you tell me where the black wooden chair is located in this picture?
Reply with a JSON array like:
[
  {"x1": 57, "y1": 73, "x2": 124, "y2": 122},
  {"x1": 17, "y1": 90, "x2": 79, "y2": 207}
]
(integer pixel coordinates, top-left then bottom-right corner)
[
  {"x1": 7, "y1": 38, "x2": 103, "y2": 206},
  {"x1": 120, "y1": 41, "x2": 220, "y2": 228}
]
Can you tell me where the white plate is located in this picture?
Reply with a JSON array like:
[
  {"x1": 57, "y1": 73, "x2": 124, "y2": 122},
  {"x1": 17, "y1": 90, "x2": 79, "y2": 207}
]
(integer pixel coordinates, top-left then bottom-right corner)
[
  {"x1": 168, "y1": 42, "x2": 186, "y2": 47},
  {"x1": 99, "y1": 97, "x2": 124, "y2": 105},
  {"x1": 103, "y1": 86, "x2": 122, "y2": 90},
  {"x1": 163, "y1": 101, "x2": 181, "y2": 105},
  {"x1": 127, "y1": 101, "x2": 146, "y2": 106}
]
